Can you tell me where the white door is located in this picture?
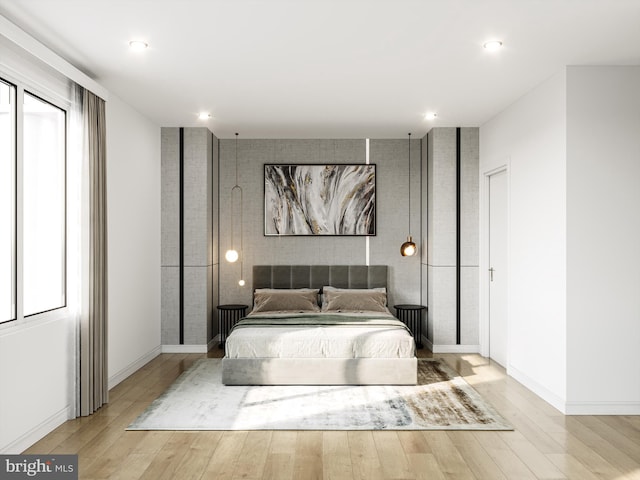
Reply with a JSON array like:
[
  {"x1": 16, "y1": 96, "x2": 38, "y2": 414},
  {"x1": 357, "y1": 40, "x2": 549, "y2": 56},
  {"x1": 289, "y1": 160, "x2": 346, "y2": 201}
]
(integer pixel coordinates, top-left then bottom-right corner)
[{"x1": 488, "y1": 170, "x2": 508, "y2": 367}]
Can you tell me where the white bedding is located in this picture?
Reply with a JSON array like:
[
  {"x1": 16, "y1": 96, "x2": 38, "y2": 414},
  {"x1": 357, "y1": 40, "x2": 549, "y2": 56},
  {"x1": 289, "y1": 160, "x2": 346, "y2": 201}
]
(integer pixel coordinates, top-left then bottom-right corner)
[{"x1": 225, "y1": 311, "x2": 416, "y2": 359}]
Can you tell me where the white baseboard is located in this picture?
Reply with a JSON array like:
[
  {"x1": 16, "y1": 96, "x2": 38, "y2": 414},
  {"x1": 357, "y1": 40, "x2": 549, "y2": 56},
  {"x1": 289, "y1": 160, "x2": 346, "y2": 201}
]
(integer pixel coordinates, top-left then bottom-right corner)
[
  {"x1": 507, "y1": 364, "x2": 566, "y2": 413},
  {"x1": 161, "y1": 344, "x2": 209, "y2": 354},
  {"x1": 1, "y1": 405, "x2": 72, "y2": 454},
  {"x1": 161, "y1": 336, "x2": 221, "y2": 354},
  {"x1": 563, "y1": 401, "x2": 640, "y2": 415},
  {"x1": 424, "y1": 337, "x2": 480, "y2": 353},
  {"x1": 108, "y1": 345, "x2": 162, "y2": 390}
]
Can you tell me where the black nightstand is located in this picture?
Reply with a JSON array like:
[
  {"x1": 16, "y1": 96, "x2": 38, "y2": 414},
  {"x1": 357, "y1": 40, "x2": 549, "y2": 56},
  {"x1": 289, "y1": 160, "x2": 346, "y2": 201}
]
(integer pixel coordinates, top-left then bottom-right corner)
[
  {"x1": 394, "y1": 304, "x2": 427, "y2": 349},
  {"x1": 217, "y1": 304, "x2": 248, "y2": 348}
]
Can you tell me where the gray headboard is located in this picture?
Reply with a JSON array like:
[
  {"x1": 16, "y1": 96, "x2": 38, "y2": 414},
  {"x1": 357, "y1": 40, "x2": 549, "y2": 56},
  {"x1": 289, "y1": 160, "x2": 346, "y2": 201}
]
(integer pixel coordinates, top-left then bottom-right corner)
[{"x1": 253, "y1": 265, "x2": 388, "y2": 291}]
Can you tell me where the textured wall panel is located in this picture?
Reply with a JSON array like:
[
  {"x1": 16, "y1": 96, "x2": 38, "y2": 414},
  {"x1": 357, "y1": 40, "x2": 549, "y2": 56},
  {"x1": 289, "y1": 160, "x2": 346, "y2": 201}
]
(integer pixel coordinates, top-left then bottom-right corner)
[
  {"x1": 422, "y1": 263, "x2": 429, "y2": 340},
  {"x1": 369, "y1": 139, "x2": 422, "y2": 309},
  {"x1": 161, "y1": 128, "x2": 218, "y2": 347},
  {"x1": 211, "y1": 263, "x2": 219, "y2": 339},
  {"x1": 161, "y1": 266, "x2": 179, "y2": 344},
  {"x1": 460, "y1": 266, "x2": 479, "y2": 344},
  {"x1": 426, "y1": 128, "x2": 479, "y2": 347},
  {"x1": 461, "y1": 128, "x2": 479, "y2": 267},
  {"x1": 184, "y1": 128, "x2": 211, "y2": 267},
  {"x1": 428, "y1": 128, "x2": 457, "y2": 267},
  {"x1": 183, "y1": 267, "x2": 209, "y2": 345},
  {"x1": 161, "y1": 128, "x2": 179, "y2": 267},
  {"x1": 428, "y1": 265, "x2": 457, "y2": 345},
  {"x1": 219, "y1": 139, "x2": 381, "y2": 306}
]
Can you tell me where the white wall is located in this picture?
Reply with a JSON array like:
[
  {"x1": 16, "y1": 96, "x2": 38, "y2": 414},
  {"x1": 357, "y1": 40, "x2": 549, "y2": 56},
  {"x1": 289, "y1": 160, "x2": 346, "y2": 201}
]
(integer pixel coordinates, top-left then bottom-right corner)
[
  {"x1": 0, "y1": 29, "x2": 76, "y2": 455},
  {"x1": 565, "y1": 66, "x2": 640, "y2": 413},
  {"x1": 0, "y1": 314, "x2": 75, "y2": 453},
  {"x1": 106, "y1": 94, "x2": 162, "y2": 388},
  {"x1": 480, "y1": 71, "x2": 568, "y2": 410}
]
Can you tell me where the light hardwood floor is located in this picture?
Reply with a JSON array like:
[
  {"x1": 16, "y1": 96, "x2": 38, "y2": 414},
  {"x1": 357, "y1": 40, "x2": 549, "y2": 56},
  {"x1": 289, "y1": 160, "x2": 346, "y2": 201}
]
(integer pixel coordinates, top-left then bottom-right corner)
[{"x1": 24, "y1": 349, "x2": 640, "y2": 479}]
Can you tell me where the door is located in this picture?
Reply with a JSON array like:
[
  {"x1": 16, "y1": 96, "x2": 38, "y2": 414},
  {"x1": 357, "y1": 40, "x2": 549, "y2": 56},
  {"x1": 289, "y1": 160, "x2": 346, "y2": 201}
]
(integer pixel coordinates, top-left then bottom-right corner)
[{"x1": 488, "y1": 170, "x2": 508, "y2": 367}]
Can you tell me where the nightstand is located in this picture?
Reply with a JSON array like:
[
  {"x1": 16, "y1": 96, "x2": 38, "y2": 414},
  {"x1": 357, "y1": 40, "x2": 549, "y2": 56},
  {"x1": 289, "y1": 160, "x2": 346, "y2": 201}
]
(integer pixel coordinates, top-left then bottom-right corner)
[
  {"x1": 217, "y1": 304, "x2": 248, "y2": 348},
  {"x1": 394, "y1": 304, "x2": 427, "y2": 349}
]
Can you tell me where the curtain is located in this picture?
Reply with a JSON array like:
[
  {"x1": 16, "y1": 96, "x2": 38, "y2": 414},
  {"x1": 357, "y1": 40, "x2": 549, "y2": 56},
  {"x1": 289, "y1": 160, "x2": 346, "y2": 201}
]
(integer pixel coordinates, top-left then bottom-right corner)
[{"x1": 78, "y1": 88, "x2": 109, "y2": 416}]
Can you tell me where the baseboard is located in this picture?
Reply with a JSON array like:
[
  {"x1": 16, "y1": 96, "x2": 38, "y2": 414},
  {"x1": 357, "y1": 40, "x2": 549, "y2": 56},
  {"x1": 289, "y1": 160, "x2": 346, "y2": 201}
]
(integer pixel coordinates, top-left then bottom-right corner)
[
  {"x1": 508, "y1": 364, "x2": 566, "y2": 413},
  {"x1": 108, "y1": 345, "x2": 162, "y2": 390},
  {"x1": 424, "y1": 337, "x2": 480, "y2": 354},
  {"x1": 564, "y1": 401, "x2": 640, "y2": 415},
  {"x1": 161, "y1": 344, "x2": 209, "y2": 354},
  {"x1": 0, "y1": 405, "x2": 72, "y2": 454}
]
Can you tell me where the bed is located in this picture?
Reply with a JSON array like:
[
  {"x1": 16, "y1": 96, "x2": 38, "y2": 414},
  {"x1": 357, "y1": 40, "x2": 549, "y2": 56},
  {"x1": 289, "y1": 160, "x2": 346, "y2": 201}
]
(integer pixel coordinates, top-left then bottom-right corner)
[{"x1": 221, "y1": 265, "x2": 417, "y2": 385}]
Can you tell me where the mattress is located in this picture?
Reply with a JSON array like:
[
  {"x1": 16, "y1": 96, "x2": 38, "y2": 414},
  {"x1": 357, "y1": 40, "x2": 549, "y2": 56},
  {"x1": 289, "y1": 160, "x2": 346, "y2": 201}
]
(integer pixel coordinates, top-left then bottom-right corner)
[{"x1": 225, "y1": 311, "x2": 416, "y2": 359}]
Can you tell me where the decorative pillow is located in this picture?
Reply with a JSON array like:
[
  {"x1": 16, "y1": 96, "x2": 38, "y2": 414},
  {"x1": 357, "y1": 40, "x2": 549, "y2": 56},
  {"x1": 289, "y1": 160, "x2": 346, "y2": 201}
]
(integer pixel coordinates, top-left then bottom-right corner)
[
  {"x1": 251, "y1": 289, "x2": 320, "y2": 313},
  {"x1": 322, "y1": 286, "x2": 388, "y2": 312}
]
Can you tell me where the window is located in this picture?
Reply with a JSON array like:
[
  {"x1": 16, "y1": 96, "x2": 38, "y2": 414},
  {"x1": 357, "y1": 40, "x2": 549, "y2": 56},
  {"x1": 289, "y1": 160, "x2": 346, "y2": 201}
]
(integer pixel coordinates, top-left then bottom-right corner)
[
  {"x1": 0, "y1": 80, "x2": 16, "y2": 323},
  {"x1": 23, "y1": 92, "x2": 66, "y2": 316},
  {"x1": 0, "y1": 77, "x2": 67, "y2": 324}
]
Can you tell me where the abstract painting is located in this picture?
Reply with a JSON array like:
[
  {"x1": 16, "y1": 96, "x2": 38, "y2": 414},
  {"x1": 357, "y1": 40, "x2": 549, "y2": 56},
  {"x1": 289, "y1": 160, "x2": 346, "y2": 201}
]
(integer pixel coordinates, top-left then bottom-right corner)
[{"x1": 264, "y1": 164, "x2": 376, "y2": 236}]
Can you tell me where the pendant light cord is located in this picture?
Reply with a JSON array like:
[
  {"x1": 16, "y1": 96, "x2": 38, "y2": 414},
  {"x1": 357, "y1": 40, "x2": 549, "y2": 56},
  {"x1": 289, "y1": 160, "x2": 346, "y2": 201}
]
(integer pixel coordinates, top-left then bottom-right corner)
[
  {"x1": 234, "y1": 133, "x2": 239, "y2": 187},
  {"x1": 233, "y1": 133, "x2": 243, "y2": 281},
  {"x1": 230, "y1": 134, "x2": 238, "y2": 251},
  {"x1": 408, "y1": 132, "x2": 411, "y2": 237}
]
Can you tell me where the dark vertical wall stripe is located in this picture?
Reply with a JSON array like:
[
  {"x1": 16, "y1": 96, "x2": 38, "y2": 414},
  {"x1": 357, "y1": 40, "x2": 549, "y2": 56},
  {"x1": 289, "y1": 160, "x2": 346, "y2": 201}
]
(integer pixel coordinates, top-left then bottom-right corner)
[
  {"x1": 456, "y1": 128, "x2": 461, "y2": 345},
  {"x1": 179, "y1": 128, "x2": 185, "y2": 345}
]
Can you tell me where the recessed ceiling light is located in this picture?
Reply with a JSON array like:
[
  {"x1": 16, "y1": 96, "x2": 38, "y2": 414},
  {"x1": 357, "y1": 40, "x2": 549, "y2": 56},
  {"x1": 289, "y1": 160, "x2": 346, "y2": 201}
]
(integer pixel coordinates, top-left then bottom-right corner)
[
  {"x1": 483, "y1": 40, "x2": 503, "y2": 51},
  {"x1": 198, "y1": 112, "x2": 211, "y2": 120},
  {"x1": 129, "y1": 40, "x2": 148, "y2": 52},
  {"x1": 424, "y1": 112, "x2": 438, "y2": 121}
]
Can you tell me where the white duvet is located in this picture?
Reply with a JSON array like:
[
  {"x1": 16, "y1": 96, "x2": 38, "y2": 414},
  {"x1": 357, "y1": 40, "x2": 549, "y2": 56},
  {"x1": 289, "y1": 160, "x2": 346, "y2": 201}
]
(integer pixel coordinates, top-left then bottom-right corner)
[{"x1": 224, "y1": 311, "x2": 416, "y2": 359}]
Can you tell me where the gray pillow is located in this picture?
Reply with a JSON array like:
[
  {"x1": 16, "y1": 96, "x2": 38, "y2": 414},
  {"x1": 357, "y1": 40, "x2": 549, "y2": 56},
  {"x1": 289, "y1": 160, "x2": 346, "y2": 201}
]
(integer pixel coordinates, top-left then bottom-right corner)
[
  {"x1": 252, "y1": 289, "x2": 320, "y2": 313},
  {"x1": 322, "y1": 287, "x2": 388, "y2": 312}
]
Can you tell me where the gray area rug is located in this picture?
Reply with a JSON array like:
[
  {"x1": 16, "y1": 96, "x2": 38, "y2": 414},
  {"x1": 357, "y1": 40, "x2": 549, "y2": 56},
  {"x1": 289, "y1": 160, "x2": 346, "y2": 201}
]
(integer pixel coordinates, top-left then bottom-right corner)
[{"x1": 127, "y1": 359, "x2": 511, "y2": 431}]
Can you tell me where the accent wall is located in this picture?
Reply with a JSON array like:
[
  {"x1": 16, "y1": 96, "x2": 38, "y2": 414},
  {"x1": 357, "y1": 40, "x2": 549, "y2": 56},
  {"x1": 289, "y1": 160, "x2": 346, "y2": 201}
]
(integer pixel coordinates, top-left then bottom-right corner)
[{"x1": 218, "y1": 139, "x2": 422, "y2": 316}]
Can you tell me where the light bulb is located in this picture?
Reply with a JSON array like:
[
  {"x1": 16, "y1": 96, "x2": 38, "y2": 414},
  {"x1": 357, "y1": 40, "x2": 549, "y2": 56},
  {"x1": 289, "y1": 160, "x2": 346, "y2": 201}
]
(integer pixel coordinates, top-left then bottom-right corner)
[
  {"x1": 238, "y1": 279, "x2": 245, "y2": 286},
  {"x1": 225, "y1": 249, "x2": 239, "y2": 262},
  {"x1": 129, "y1": 40, "x2": 148, "y2": 52},
  {"x1": 400, "y1": 236, "x2": 417, "y2": 257},
  {"x1": 403, "y1": 243, "x2": 417, "y2": 256},
  {"x1": 483, "y1": 40, "x2": 503, "y2": 51}
]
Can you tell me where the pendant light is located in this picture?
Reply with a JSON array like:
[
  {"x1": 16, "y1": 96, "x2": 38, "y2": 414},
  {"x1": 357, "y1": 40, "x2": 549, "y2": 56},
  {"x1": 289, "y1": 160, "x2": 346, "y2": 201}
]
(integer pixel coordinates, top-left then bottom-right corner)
[
  {"x1": 225, "y1": 133, "x2": 245, "y2": 286},
  {"x1": 401, "y1": 133, "x2": 417, "y2": 257}
]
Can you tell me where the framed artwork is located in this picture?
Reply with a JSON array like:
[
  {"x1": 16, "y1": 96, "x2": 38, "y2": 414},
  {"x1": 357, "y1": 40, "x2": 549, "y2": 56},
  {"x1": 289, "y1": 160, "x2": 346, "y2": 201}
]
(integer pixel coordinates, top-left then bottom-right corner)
[{"x1": 264, "y1": 164, "x2": 376, "y2": 236}]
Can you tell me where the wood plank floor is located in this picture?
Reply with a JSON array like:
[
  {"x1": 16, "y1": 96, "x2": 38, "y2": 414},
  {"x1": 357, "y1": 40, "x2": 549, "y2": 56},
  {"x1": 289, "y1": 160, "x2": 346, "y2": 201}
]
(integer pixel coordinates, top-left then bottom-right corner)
[{"x1": 24, "y1": 349, "x2": 640, "y2": 479}]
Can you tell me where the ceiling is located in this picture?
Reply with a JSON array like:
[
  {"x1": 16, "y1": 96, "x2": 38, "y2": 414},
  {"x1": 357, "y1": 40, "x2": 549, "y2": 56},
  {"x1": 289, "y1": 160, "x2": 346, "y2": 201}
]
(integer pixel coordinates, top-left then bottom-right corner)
[{"x1": 1, "y1": 0, "x2": 639, "y2": 138}]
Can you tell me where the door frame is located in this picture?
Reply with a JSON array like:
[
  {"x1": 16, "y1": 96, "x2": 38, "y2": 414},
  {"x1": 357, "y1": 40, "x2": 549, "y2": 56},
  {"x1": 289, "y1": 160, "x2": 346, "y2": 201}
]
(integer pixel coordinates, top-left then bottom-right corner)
[{"x1": 479, "y1": 163, "x2": 510, "y2": 361}]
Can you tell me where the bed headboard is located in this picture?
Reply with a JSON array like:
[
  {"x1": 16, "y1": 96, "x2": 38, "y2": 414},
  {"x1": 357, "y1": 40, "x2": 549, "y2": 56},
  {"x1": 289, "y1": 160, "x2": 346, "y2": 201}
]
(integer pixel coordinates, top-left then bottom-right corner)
[{"x1": 253, "y1": 265, "x2": 388, "y2": 291}]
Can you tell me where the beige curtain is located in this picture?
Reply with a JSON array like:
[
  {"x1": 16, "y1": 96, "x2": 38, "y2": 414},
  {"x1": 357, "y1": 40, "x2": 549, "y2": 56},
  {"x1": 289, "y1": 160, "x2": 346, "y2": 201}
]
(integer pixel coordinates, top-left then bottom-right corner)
[{"x1": 79, "y1": 88, "x2": 109, "y2": 416}]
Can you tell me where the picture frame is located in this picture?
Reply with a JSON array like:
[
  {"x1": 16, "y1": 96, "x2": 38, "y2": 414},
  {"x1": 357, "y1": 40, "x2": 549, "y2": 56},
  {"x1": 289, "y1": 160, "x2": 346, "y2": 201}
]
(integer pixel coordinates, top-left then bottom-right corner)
[{"x1": 264, "y1": 164, "x2": 376, "y2": 236}]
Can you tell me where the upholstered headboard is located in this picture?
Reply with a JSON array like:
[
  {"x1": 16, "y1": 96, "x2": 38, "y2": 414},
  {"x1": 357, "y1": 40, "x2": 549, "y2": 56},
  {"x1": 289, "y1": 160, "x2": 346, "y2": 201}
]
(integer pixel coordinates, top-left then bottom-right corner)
[{"x1": 253, "y1": 265, "x2": 388, "y2": 291}]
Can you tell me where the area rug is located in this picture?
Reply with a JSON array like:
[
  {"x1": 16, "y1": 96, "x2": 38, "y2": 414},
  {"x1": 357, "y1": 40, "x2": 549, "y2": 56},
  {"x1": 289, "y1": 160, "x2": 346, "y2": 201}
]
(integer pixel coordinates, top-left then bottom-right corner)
[{"x1": 127, "y1": 359, "x2": 511, "y2": 431}]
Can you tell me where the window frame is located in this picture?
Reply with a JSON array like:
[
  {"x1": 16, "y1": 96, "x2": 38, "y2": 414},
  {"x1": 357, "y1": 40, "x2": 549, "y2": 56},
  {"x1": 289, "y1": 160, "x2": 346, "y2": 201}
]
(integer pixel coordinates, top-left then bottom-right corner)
[
  {"x1": 0, "y1": 77, "x2": 17, "y2": 324},
  {"x1": 0, "y1": 72, "x2": 70, "y2": 328}
]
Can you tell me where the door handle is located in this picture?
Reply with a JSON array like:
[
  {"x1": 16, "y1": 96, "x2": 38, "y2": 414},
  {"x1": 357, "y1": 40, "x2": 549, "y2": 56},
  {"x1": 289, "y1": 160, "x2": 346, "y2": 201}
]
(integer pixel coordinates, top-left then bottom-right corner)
[{"x1": 489, "y1": 267, "x2": 495, "y2": 282}]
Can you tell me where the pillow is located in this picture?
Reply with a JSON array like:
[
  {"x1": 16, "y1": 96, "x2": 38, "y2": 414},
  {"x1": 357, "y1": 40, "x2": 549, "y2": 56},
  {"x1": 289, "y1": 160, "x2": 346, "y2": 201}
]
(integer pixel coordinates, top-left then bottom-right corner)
[
  {"x1": 322, "y1": 286, "x2": 388, "y2": 313},
  {"x1": 251, "y1": 289, "x2": 320, "y2": 313},
  {"x1": 321, "y1": 286, "x2": 386, "y2": 307}
]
